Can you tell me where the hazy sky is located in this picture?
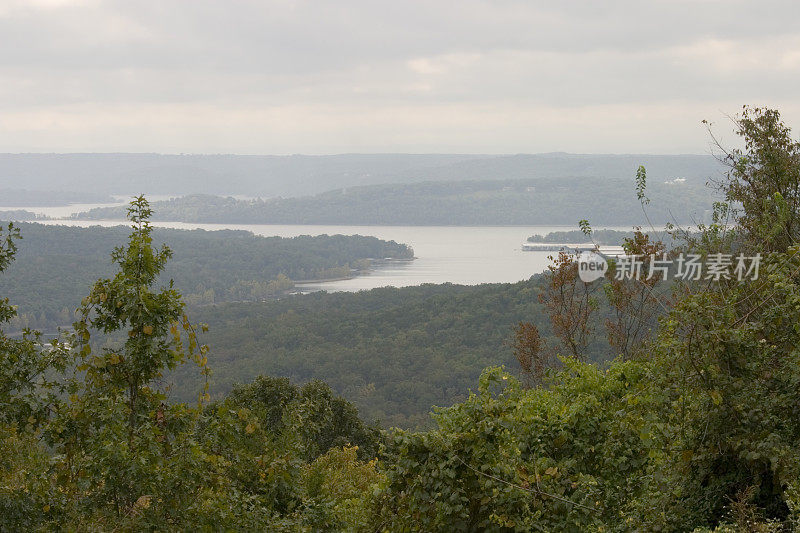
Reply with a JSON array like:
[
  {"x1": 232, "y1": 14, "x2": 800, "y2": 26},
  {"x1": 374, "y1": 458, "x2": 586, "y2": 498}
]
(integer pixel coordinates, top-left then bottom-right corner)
[{"x1": 2, "y1": 0, "x2": 799, "y2": 154}]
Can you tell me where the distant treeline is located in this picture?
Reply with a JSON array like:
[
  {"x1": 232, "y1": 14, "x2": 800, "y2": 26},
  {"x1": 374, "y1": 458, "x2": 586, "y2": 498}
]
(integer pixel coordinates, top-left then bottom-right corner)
[
  {"x1": 528, "y1": 228, "x2": 689, "y2": 247},
  {"x1": 0, "y1": 152, "x2": 722, "y2": 197},
  {"x1": 76, "y1": 176, "x2": 718, "y2": 226},
  {"x1": 0, "y1": 222, "x2": 412, "y2": 332},
  {"x1": 528, "y1": 229, "x2": 635, "y2": 245},
  {"x1": 0, "y1": 209, "x2": 40, "y2": 221}
]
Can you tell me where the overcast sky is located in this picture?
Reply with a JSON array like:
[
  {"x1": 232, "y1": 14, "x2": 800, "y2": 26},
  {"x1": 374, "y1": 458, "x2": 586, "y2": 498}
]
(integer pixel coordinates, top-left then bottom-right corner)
[{"x1": 1, "y1": 0, "x2": 799, "y2": 154}]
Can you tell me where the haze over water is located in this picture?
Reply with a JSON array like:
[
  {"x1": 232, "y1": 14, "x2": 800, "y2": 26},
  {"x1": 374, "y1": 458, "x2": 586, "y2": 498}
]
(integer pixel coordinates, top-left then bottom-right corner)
[{"x1": 5, "y1": 202, "x2": 629, "y2": 291}]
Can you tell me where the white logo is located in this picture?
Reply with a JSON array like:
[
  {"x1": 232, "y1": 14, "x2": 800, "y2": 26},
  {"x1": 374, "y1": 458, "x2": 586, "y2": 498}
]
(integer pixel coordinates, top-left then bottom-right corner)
[{"x1": 578, "y1": 251, "x2": 608, "y2": 282}]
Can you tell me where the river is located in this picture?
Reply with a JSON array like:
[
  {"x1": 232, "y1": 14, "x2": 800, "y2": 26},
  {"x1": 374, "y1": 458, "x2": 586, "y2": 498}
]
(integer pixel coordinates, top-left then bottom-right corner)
[{"x1": 2, "y1": 202, "x2": 628, "y2": 292}]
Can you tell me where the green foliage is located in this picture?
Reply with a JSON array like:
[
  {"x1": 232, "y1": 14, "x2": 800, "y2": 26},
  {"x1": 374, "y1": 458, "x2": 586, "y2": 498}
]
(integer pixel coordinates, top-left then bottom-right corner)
[
  {"x1": 372, "y1": 107, "x2": 800, "y2": 531},
  {"x1": 374, "y1": 363, "x2": 651, "y2": 532},
  {"x1": 302, "y1": 446, "x2": 383, "y2": 532},
  {"x1": 722, "y1": 106, "x2": 800, "y2": 253},
  {"x1": 636, "y1": 164, "x2": 649, "y2": 205},
  {"x1": 42, "y1": 196, "x2": 213, "y2": 526},
  {"x1": 5, "y1": 108, "x2": 800, "y2": 531},
  {"x1": 0, "y1": 198, "x2": 385, "y2": 531},
  {"x1": 627, "y1": 247, "x2": 800, "y2": 530},
  {"x1": 224, "y1": 375, "x2": 382, "y2": 461},
  {"x1": 179, "y1": 279, "x2": 619, "y2": 428},
  {"x1": 0, "y1": 222, "x2": 67, "y2": 428},
  {"x1": 191, "y1": 377, "x2": 383, "y2": 531},
  {"x1": 528, "y1": 228, "x2": 637, "y2": 245}
]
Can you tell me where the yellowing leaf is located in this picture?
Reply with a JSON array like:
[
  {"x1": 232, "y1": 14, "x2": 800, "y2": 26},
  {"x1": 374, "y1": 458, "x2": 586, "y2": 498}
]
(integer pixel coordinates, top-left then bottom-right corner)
[
  {"x1": 709, "y1": 389, "x2": 723, "y2": 405},
  {"x1": 133, "y1": 495, "x2": 151, "y2": 510},
  {"x1": 142, "y1": 325, "x2": 154, "y2": 335}
]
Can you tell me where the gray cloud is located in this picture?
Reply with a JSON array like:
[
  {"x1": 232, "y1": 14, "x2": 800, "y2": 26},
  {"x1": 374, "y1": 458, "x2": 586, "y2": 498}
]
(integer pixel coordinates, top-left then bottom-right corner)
[{"x1": 1, "y1": 0, "x2": 799, "y2": 153}]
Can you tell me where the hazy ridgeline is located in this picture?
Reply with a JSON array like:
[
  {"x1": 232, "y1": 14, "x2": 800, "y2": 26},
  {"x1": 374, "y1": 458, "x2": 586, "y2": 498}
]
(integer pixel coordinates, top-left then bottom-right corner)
[
  {"x1": 0, "y1": 152, "x2": 720, "y2": 199},
  {"x1": 78, "y1": 176, "x2": 718, "y2": 226}
]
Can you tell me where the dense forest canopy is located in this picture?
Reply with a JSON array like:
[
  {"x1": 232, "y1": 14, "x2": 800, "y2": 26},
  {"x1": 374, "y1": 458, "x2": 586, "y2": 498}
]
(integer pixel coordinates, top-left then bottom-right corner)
[{"x1": 170, "y1": 279, "x2": 609, "y2": 429}]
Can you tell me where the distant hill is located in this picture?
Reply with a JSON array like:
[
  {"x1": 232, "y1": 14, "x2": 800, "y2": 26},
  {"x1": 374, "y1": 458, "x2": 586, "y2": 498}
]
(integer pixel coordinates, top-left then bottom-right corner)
[
  {"x1": 77, "y1": 175, "x2": 720, "y2": 226},
  {"x1": 0, "y1": 153, "x2": 723, "y2": 198}
]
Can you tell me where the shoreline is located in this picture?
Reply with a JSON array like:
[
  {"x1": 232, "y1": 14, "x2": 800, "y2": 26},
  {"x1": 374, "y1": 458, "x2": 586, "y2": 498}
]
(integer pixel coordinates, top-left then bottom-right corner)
[{"x1": 293, "y1": 258, "x2": 416, "y2": 285}]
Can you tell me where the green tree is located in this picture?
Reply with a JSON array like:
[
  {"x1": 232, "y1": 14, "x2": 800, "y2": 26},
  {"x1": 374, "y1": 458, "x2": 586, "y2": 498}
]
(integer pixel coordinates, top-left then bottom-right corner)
[
  {"x1": 0, "y1": 222, "x2": 69, "y2": 530},
  {"x1": 717, "y1": 106, "x2": 800, "y2": 253},
  {"x1": 0, "y1": 222, "x2": 67, "y2": 428},
  {"x1": 48, "y1": 196, "x2": 211, "y2": 524},
  {"x1": 225, "y1": 375, "x2": 382, "y2": 461},
  {"x1": 630, "y1": 107, "x2": 800, "y2": 529}
]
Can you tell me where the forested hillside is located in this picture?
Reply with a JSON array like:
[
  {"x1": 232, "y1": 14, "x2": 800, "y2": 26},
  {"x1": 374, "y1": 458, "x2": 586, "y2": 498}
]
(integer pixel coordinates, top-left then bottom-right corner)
[
  {"x1": 173, "y1": 279, "x2": 615, "y2": 429},
  {"x1": 77, "y1": 175, "x2": 717, "y2": 226},
  {"x1": 0, "y1": 222, "x2": 412, "y2": 332},
  {"x1": 2, "y1": 108, "x2": 800, "y2": 531}
]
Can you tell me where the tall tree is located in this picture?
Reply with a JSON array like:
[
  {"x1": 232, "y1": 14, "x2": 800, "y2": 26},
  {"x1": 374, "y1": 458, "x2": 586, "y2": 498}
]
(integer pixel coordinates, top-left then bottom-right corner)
[
  {"x1": 49, "y1": 196, "x2": 211, "y2": 520},
  {"x1": 716, "y1": 106, "x2": 800, "y2": 253},
  {"x1": 604, "y1": 230, "x2": 670, "y2": 359},
  {"x1": 511, "y1": 321, "x2": 548, "y2": 388},
  {"x1": 0, "y1": 222, "x2": 66, "y2": 428},
  {"x1": 539, "y1": 250, "x2": 598, "y2": 361}
]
